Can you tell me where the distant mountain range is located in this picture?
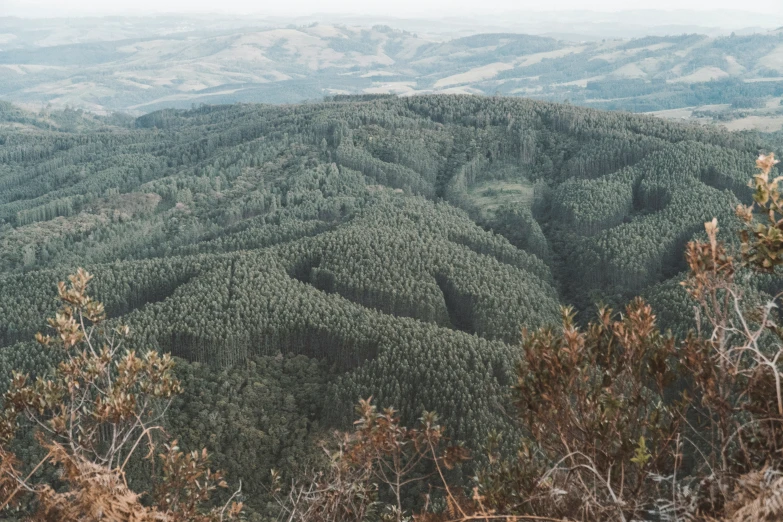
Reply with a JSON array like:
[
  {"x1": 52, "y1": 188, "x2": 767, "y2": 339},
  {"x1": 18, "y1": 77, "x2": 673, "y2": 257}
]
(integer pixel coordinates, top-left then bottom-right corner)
[{"x1": 1, "y1": 16, "x2": 782, "y2": 126}]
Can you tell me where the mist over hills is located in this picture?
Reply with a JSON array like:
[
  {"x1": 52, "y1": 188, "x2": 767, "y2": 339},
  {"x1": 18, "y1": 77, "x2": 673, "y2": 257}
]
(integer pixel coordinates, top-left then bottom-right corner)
[{"x1": 1, "y1": 14, "x2": 783, "y2": 128}]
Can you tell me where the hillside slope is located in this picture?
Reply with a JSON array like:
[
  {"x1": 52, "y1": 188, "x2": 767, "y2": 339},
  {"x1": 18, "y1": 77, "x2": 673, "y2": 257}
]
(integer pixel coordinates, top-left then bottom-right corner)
[
  {"x1": 0, "y1": 95, "x2": 773, "y2": 511},
  {"x1": 1, "y1": 18, "x2": 783, "y2": 121}
]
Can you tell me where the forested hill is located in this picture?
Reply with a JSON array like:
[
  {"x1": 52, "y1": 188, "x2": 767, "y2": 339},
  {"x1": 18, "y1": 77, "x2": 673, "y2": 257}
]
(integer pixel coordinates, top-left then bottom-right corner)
[{"x1": 0, "y1": 95, "x2": 773, "y2": 513}]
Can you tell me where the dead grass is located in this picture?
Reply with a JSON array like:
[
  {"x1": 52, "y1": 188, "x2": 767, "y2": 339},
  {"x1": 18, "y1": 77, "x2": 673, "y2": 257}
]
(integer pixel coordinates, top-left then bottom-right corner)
[{"x1": 723, "y1": 115, "x2": 783, "y2": 132}]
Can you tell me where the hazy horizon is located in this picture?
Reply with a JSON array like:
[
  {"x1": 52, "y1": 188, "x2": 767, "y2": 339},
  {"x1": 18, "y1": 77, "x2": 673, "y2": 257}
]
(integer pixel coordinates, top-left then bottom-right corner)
[
  {"x1": 2, "y1": 0, "x2": 783, "y2": 123},
  {"x1": 4, "y1": 0, "x2": 783, "y2": 19}
]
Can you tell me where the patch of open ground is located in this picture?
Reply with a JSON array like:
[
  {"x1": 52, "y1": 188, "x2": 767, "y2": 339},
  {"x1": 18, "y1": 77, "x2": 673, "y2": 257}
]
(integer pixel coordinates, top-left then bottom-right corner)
[
  {"x1": 746, "y1": 77, "x2": 783, "y2": 82},
  {"x1": 759, "y1": 44, "x2": 783, "y2": 73},
  {"x1": 466, "y1": 180, "x2": 534, "y2": 219},
  {"x1": 434, "y1": 62, "x2": 514, "y2": 88},
  {"x1": 610, "y1": 63, "x2": 647, "y2": 79},
  {"x1": 364, "y1": 81, "x2": 418, "y2": 95},
  {"x1": 591, "y1": 42, "x2": 673, "y2": 63},
  {"x1": 515, "y1": 46, "x2": 586, "y2": 68},
  {"x1": 670, "y1": 66, "x2": 729, "y2": 83},
  {"x1": 722, "y1": 115, "x2": 783, "y2": 132},
  {"x1": 646, "y1": 107, "x2": 695, "y2": 119},
  {"x1": 766, "y1": 97, "x2": 783, "y2": 109}
]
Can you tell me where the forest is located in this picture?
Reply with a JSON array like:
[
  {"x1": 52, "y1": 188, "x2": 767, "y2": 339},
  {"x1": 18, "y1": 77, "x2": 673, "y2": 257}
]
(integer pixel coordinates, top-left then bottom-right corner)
[{"x1": 0, "y1": 94, "x2": 781, "y2": 519}]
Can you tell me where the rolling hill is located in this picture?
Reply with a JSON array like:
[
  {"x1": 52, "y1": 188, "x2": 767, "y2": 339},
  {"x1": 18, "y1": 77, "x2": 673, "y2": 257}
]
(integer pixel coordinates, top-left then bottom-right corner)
[
  {"x1": 0, "y1": 95, "x2": 775, "y2": 513},
  {"x1": 1, "y1": 17, "x2": 783, "y2": 128}
]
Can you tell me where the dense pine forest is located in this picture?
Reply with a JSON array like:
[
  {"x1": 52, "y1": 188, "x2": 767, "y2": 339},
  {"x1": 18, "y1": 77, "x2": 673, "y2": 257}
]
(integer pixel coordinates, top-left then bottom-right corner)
[{"x1": 0, "y1": 94, "x2": 781, "y2": 518}]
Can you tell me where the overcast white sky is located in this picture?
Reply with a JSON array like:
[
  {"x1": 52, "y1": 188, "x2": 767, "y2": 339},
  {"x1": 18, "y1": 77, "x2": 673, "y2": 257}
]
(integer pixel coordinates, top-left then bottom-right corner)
[{"x1": 4, "y1": 0, "x2": 783, "y2": 17}]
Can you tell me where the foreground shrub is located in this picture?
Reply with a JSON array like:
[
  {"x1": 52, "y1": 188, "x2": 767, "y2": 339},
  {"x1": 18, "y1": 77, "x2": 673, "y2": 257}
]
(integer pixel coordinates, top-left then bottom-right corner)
[{"x1": 0, "y1": 269, "x2": 242, "y2": 521}]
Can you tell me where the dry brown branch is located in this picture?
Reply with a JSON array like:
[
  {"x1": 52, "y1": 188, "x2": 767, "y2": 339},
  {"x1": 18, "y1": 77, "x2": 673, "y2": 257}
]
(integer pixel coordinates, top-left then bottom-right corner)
[{"x1": 0, "y1": 269, "x2": 242, "y2": 521}]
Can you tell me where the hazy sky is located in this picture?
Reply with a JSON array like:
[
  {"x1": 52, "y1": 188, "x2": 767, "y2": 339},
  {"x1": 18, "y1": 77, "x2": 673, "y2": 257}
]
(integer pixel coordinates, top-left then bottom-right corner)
[{"x1": 4, "y1": 0, "x2": 783, "y2": 17}]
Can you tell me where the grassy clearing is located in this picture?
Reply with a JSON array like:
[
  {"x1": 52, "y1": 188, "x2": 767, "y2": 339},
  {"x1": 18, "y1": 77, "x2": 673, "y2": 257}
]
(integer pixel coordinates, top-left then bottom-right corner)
[
  {"x1": 466, "y1": 180, "x2": 534, "y2": 219},
  {"x1": 723, "y1": 115, "x2": 783, "y2": 132}
]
